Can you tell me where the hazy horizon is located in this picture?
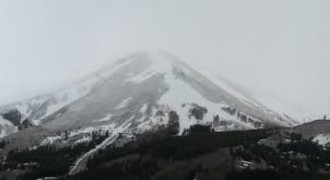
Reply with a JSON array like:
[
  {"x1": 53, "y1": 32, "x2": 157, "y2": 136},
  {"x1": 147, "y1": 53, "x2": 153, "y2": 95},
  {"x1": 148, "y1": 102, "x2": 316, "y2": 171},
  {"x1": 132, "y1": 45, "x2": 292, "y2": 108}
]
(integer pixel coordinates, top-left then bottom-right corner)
[{"x1": 1, "y1": 0, "x2": 330, "y2": 115}]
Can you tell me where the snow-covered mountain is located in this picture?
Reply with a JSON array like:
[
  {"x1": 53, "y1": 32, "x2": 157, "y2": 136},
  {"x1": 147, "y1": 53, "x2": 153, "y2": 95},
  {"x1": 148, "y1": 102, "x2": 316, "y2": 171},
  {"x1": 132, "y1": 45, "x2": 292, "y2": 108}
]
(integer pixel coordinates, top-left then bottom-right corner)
[{"x1": 0, "y1": 51, "x2": 299, "y2": 141}]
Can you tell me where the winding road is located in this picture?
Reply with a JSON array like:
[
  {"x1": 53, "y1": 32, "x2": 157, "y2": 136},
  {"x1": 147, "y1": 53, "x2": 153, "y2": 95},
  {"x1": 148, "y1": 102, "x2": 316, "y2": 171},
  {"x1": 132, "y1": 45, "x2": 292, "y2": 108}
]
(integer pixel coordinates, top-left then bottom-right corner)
[{"x1": 69, "y1": 134, "x2": 119, "y2": 175}]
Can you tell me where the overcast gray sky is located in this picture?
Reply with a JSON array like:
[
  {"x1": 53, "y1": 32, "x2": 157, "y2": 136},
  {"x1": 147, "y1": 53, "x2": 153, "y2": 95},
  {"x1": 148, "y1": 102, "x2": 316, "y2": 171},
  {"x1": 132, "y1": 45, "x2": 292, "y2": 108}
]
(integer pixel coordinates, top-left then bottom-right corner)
[{"x1": 0, "y1": 0, "x2": 329, "y2": 115}]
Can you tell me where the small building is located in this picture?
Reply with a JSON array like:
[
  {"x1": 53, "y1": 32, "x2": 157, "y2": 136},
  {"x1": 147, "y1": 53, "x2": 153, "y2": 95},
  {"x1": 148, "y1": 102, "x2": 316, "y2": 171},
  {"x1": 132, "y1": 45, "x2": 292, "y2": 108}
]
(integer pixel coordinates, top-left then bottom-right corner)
[{"x1": 234, "y1": 160, "x2": 256, "y2": 170}]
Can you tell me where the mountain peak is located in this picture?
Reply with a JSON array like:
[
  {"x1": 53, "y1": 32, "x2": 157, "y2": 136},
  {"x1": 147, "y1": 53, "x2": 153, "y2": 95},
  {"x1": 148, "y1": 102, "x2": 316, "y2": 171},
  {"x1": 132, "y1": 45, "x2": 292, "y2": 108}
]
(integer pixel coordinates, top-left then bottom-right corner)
[
  {"x1": 107, "y1": 51, "x2": 187, "y2": 80},
  {"x1": 125, "y1": 50, "x2": 179, "y2": 72}
]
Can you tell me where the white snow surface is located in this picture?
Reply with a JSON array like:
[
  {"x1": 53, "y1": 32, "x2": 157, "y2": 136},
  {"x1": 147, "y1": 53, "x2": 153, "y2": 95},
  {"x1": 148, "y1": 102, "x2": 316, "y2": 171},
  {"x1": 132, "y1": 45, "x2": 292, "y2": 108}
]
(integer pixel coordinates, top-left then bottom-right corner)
[
  {"x1": 125, "y1": 51, "x2": 173, "y2": 84},
  {"x1": 69, "y1": 123, "x2": 116, "y2": 138},
  {"x1": 40, "y1": 136, "x2": 62, "y2": 146},
  {"x1": 0, "y1": 116, "x2": 17, "y2": 138},
  {"x1": 313, "y1": 134, "x2": 330, "y2": 146},
  {"x1": 92, "y1": 113, "x2": 113, "y2": 122},
  {"x1": 75, "y1": 136, "x2": 92, "y2": 144},
  {"x1": 126, "y1": 69, "x2": 156, "y2": 83},
  {"x1": 158, "y1": 72, "x2": 252, "y2": 134},
  {"x1": 114, "y1": 97, "x2": 132, "y2": 110},
  {"x1": 0, "y1": 116, "x2": 13, "y2": 127},
  {"x1": 136, "y1": 105, "x2": 170, "y2": 133},
  {"x1": 139, "y1": 104, "x2": 149, "y2": 114}
]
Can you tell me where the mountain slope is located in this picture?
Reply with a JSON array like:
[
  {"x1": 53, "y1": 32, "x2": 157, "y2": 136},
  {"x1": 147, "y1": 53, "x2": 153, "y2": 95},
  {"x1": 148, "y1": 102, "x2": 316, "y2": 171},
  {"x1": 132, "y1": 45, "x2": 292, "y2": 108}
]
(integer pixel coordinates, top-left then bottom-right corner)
[
  {"x1": 0, "y1": 57, "x2": 133, "y2": 138},
  {"x1": 202, "y1": 73, "x2": 305, "y2": 124},
  {"x1": 0, "y1": 51, "x2": 298, "y2": 144}
]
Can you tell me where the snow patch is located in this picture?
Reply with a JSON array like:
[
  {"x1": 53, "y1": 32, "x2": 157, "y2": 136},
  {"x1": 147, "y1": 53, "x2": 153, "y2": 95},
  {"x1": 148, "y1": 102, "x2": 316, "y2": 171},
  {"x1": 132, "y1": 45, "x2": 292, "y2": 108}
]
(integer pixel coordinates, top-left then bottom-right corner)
[
  {"x1": 69, "y1": 123, "x2": 116, "y2": 138},
  {"x1": 125, "y1": 51, "x2": 174, "y2": 84},
  {"x1": 75, "y1": 136, "x2": 92, "y2": 144},
  {"x1": 93, "y1": 113, "x2": 113, "y2": 122},
  {"x1": 0, "y1": 116, "x2": 13, "y2": 127},
  {"x1": 313, "y1": 134, "x2": 330, "y2": 146},
  {"x1": 126, "y1": 70, "x2": 156, "y2": 83},
  {"x1": 115, "y1": 97, "x2": 132, "y2": 110},
  {"x1": 136, "y1": 105, "x2": 170, "y2": 133},
  {"x1": 40, "y1": 136, "x2": 62, "y2": 146},
  {"x1": 0, "y1": 116, "x2": 18, "y2": 138},
  {"x1": 139, "y1": 104, "x2": 149, "y2": 114}
]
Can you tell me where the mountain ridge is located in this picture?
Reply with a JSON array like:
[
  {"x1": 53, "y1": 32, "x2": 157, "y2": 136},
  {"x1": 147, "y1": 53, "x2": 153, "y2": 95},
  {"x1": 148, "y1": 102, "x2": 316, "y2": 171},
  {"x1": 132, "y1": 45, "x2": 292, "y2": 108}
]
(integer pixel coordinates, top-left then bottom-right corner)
[{"x1": 0, "y1": 51, "x2": 300, "y2": 141}]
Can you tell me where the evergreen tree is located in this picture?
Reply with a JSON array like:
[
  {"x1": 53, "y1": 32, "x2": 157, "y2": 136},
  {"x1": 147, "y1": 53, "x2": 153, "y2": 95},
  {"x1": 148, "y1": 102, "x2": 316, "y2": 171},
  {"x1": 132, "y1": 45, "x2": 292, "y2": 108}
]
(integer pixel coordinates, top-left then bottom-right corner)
[{"x1": 167, "y1": 111, "x2": 180, "y2": 135}]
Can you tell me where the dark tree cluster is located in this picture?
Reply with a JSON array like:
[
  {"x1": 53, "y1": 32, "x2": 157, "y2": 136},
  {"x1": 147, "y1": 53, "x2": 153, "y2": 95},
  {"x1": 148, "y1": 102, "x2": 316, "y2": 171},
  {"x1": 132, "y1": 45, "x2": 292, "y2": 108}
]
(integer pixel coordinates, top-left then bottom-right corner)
[
  {"x1": 226, "y1": 170, "x2": 330, "y2": 180},
  {"x1": 237, "y1": 112, "x2": 248, "y2": 123},
  {"x1": 188, "y1": 103, "x2": 208, "y2": 120},
  {"x1": 231, "y1": 132, "x2": 330, "y2": 178},
  {"x1": 231, "y1": 141, "x2": 277, "y2": 166},
  {"x1": 249, "y1": 118, "x2": 262, "y2": 128},
  {"x1": 221, "y1": 106, "x2": 236, "y2": 115},
  {"x1": 76, "y1": 154, "x2": 202, "y2": 180},
  {"x1": 1, "y1": 130, "x2": 110, "y2": 179},
  {"x1": 213, "y1": 115, "x2": 220, "y2": 122},
  {"x1": 226, "y1": 170, "x2": 280, "y2": 180},
  {"x1": 18, "y1": 118, "x2": 34, "y2": 130},
  {"x1": 2, "y1": 109, "x2": 22, "y2": 126},
  {"x1": 85, "y1": 129, "x2": 269, "y2": 175},
  {"x1": 167, "y1": 111, "x2": 180, "y2": 135},
  {"x1": 277, "y1": 133, "x2": 330, "y2": 172},
  {"x1": 1, "y1": 109, "x2": 35, "y2": 131},
  {"x1": 183, "y1": 124, "x2": 212, "y2": 135},
  {"x1": 0, "y1": 140, "x2": 9, "y2": 149}
]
